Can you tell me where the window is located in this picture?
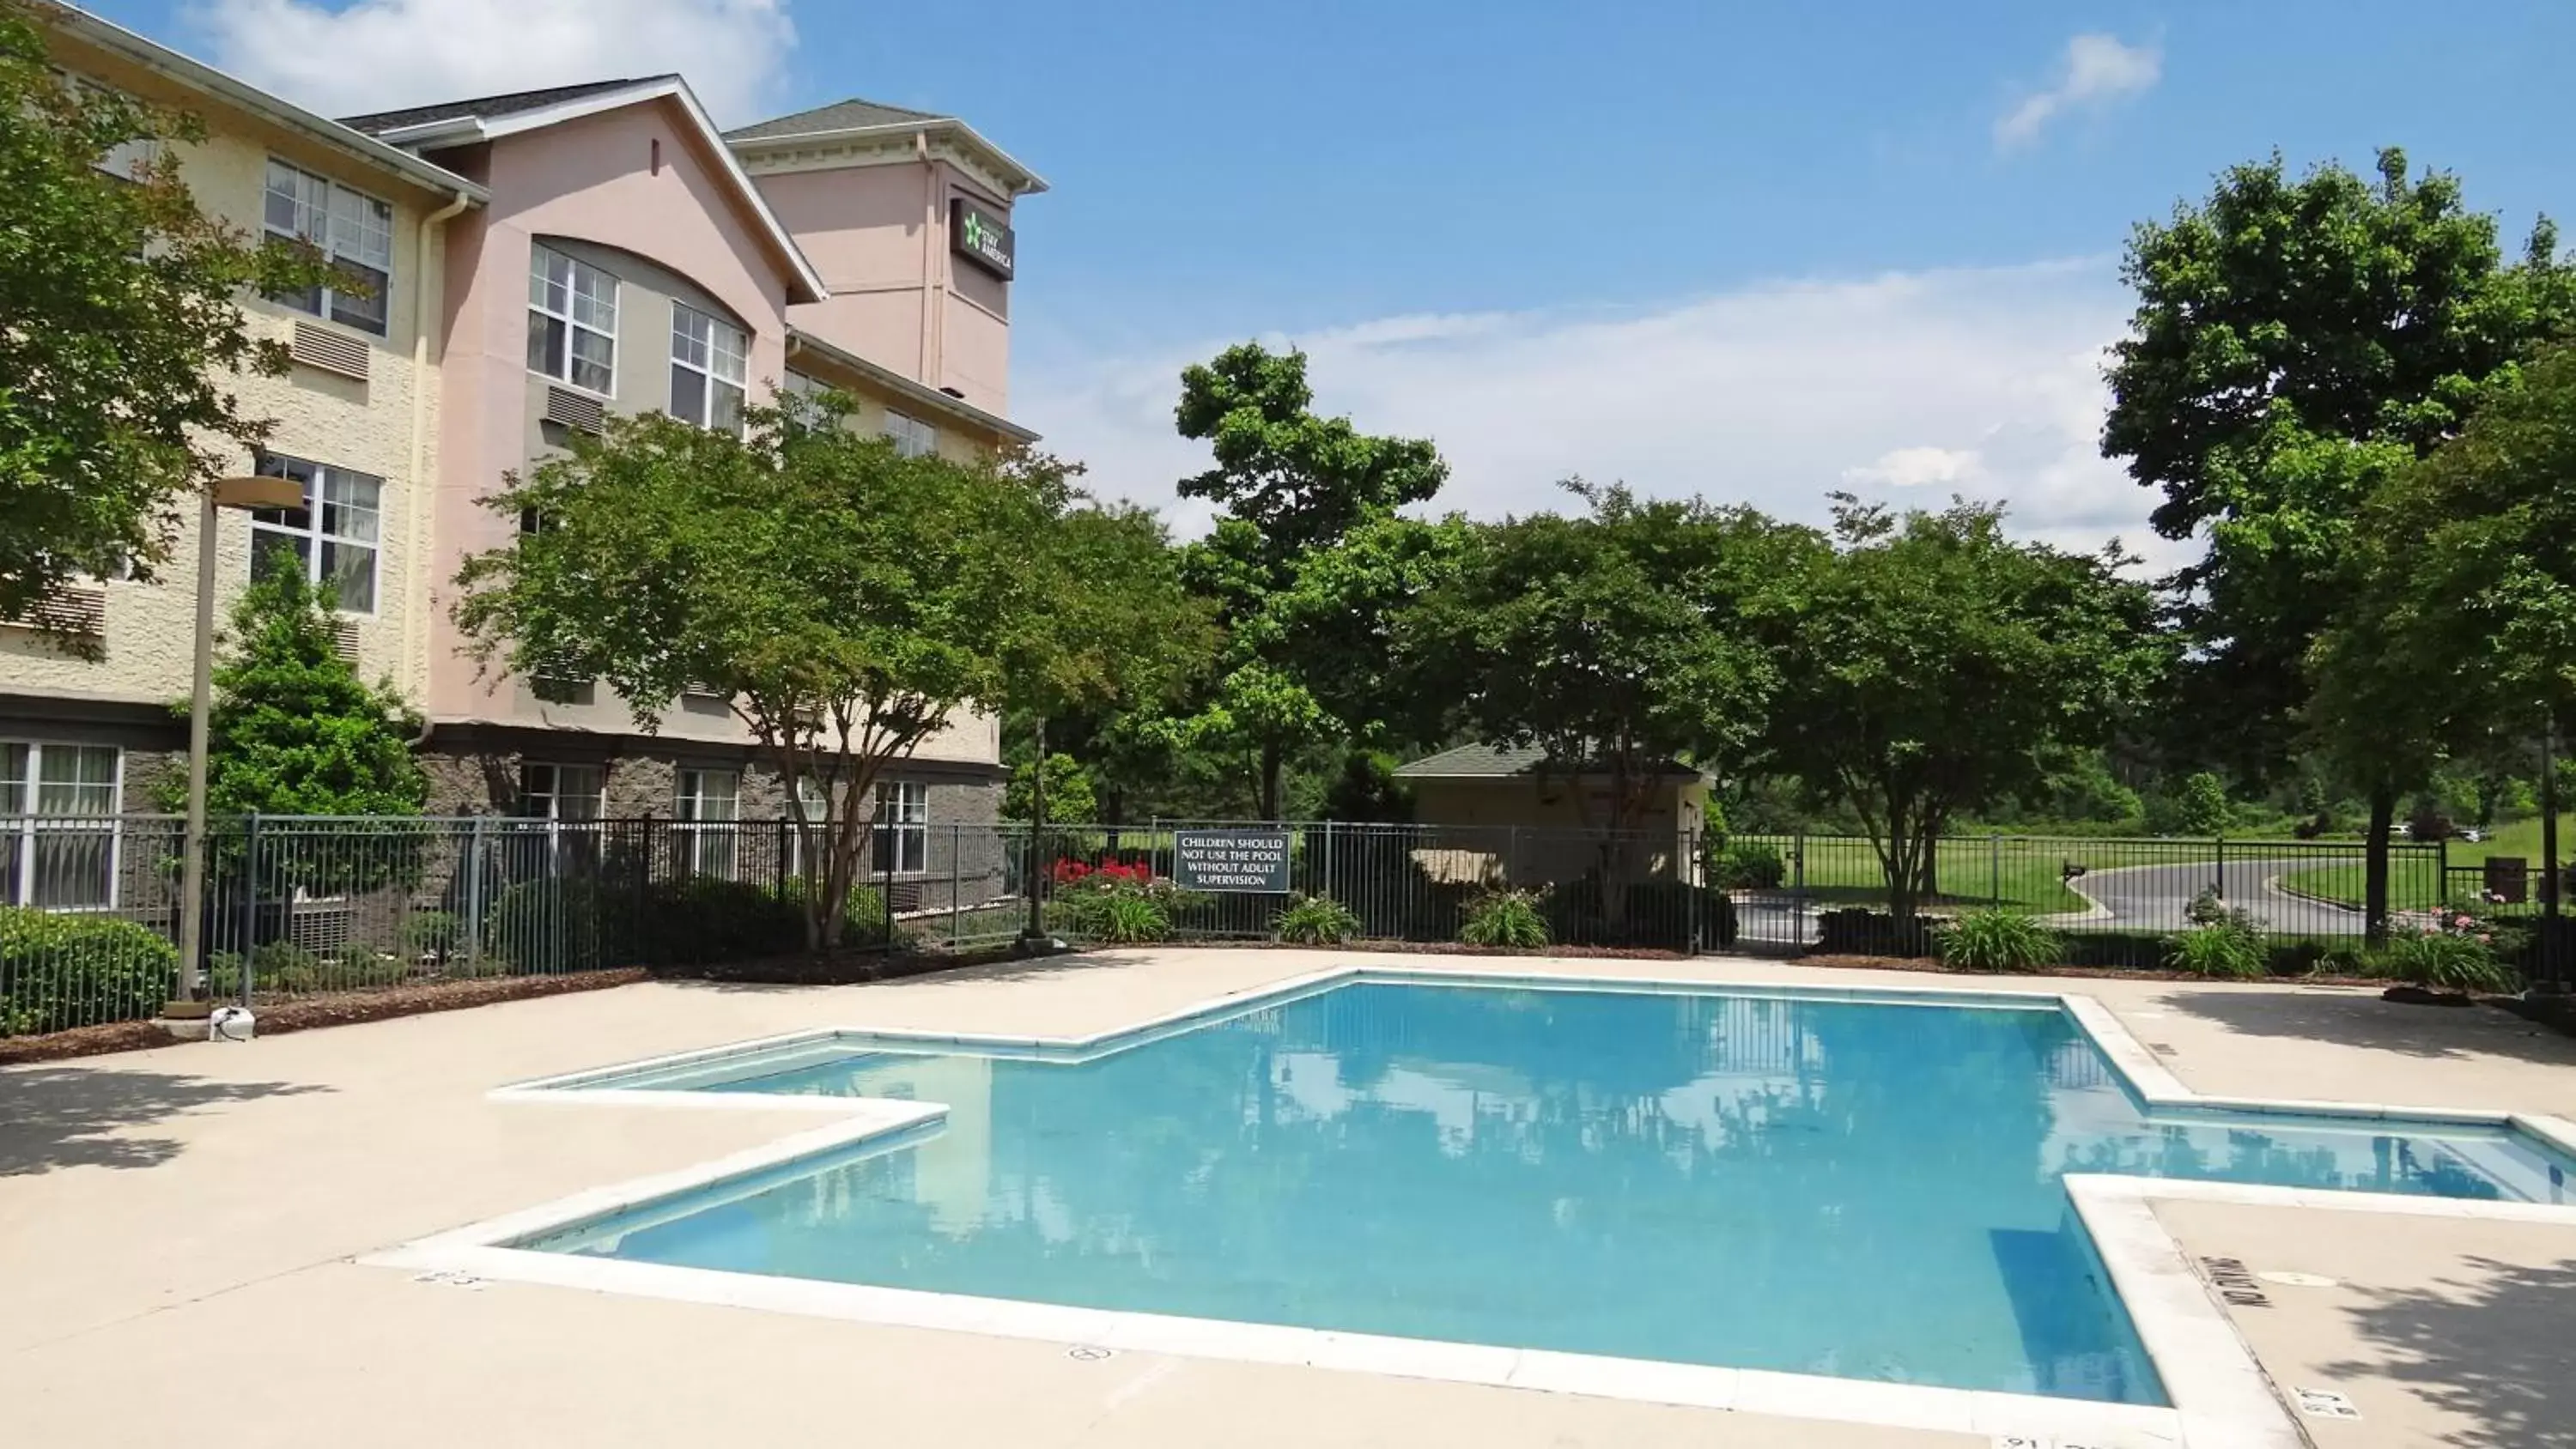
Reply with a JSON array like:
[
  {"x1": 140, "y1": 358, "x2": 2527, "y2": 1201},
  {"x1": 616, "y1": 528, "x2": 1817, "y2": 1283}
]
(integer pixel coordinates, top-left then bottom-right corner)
[
  {"x1": 675, "y1": 768, "x2": 739, "y2": 878},
  {"x1": 528, "y1": 245, "x2": 617, "y2": 394},
  {"x1": 669, "y1": 304, "x2": 747, "y2": 433},
  {"x1": 1, "y1": 743, "x2": 121, "y2": 909},
  {"x1": 787, "y1": 775, "x2": 829, "y2": 879},
  {"x1": 518, "y1": 763, "x2": 604, "y2": 870},
  {"x1": 264, "y1": 159, "x2": 393, "y2": 335},
  {"x1": 250, "y1": 454, "x2": 381, "y2": 613},
  {"x1": 872, "y1": 779, "x2": 927, "y2": 876},
  {"x1": 520, "y1": 763, "x2": 603, "y2": 822},
  {"x1": 884, "y1": 410, "x2": 938, "y2": 458}
]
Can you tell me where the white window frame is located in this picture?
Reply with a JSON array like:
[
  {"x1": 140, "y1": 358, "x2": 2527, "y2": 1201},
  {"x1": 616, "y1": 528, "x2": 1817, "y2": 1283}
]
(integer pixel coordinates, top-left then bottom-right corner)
[
  {"x1": 0, "y1": 742, "x2": 125, "y2": 910},
  {"x1": 669, "y1": 302, "x2": 748, "y2": 434},
  {"x1": 249, "y1": 453, "x2": 383, "y2": 615},
  {"x1": 872, "y1": 779, "x2": 928, "y2": 876},
  {"x1": 884, "y1": 410, "x2": 938, "y2": 458},
  {"x1": 519, "y1": 762, "x2": 605, "y2": 871},
  {"x1": 675, "y1": 767, "x2": 740, "y2": 879},
  {"x1": 264, "y1": 158, "x2": 394, "y2": 336},
  {"x1": 528, "y1": 244, "x2": 618, "y2": 397}
]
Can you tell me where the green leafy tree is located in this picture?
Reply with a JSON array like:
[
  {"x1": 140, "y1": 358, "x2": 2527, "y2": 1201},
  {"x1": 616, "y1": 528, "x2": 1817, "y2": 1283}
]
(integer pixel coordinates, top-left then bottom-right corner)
[
  {"x1": 2327, "y1": 346, "x2": 2576, "y2": 912},
  {"x1": 2173, "y1": 772, "x2": 2232, "y2": 837},
  {"x1": 2102, "y1": 148, "x2": 2573, "y2": 925},
  {"x1": 1404, "y1": 482, "x2": 1815, "y2": 855},
  {"x1": 0, "y1": 3, "x2": 336, "y2": 632},
  {"x1": 456, "y1": 393, "x2": 1072, "y2": 951},
  {"x1": 167, "y1": 567, "x2": 428, "y2": 819},
  {"x1": 1005, "y1": 753, "x2": 1097, "y2": 825},
  {"x1": 1156, "y1": 344, "x2": 1451, "y2": 817},
  {"x1": 1762, "y1": 496, "x2": 2162, "y2": 930}
]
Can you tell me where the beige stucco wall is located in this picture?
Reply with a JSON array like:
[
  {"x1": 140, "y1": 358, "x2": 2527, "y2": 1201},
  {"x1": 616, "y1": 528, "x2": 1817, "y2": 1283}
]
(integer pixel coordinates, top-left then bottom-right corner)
[
  {"x1": 422, "y1": 100, "x2": 998, "y2": 768},
  {"x1": 0, "y1": 42, "x2": 448, "y2": 715}
]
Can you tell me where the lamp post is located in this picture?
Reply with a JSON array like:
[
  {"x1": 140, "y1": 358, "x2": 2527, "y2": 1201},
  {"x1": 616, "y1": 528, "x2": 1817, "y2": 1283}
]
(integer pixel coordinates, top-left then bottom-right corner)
[{"x1": 172, "y1": 474, "x2": 305, "y2": 1003}]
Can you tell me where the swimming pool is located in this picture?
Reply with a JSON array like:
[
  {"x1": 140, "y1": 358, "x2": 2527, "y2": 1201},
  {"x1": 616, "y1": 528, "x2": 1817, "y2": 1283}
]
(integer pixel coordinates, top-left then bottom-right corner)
[{"x1": 512, "y1": 979, "x2": 2571, "y2": 1406}]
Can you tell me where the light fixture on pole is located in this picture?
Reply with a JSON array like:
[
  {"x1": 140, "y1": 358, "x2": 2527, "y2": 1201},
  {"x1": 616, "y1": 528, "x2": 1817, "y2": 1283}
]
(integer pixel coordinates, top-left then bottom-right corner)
[{"x1": 171, "y1": 473, "x2": 305, "y2": 1007}]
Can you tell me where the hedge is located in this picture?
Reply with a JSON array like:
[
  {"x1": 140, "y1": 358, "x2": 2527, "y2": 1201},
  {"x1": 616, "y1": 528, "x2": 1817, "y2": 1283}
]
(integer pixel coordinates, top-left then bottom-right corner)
[{"x1": 0, "y1": 906, "x2": 179, "y2": 1035}]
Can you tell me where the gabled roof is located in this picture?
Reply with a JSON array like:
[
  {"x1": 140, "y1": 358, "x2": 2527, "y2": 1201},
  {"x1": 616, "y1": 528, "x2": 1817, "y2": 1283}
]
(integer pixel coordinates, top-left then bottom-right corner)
[
  {"x1": 45, "y1": 5, "x2": 487, "y2": 204},
  {"x1": 723, "y1": 95, "x2": 1048, "y2": 197},
  {"x1": 787, "y1": 330, "x2": 1040, "y2": 445},
  {"x1": 344, "y1": 76, "x2": 827, "y2": 306},
  {"x1": 724, "y1": 98, "x2": 949, "y2": 139},
  {"x1": 1394, "y1": 744, "x2": 1710, "y2": 780},
  {"x1": 338, "y1": 78, "x2": 667, "y2": 136}
]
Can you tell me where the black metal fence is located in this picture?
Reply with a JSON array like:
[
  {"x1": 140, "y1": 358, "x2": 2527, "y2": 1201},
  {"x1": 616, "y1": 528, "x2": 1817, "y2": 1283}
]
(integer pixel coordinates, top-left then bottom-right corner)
[
  {"x1": 0, "y1": 813, "x2": 1039, "y2": 1038},
  {"x1": 1713, "y1": 832, "x2": 2454, "y2": 961},
  {"x1": 1029, "y1": 820, "x2": 1713, "y2": 953}
]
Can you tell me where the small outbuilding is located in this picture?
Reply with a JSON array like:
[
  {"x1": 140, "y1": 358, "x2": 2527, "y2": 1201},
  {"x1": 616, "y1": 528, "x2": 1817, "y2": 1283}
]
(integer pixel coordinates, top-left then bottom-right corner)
[{"x1": 1393, "y1": 743, "x2": 1715, "y2": 839}]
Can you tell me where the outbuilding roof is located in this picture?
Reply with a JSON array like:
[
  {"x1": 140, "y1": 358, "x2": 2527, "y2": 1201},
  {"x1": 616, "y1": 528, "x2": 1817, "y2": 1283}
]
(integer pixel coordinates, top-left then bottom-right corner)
[{"x1": 1393, "y1": 744, "x2": 1709, "y2": 780}]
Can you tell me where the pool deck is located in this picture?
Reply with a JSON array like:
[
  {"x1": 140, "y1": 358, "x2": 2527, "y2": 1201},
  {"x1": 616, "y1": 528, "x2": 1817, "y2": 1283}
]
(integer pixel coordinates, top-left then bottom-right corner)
[{"x1": 6, "y1": 949, "x2": 2575, "y2": 1448}]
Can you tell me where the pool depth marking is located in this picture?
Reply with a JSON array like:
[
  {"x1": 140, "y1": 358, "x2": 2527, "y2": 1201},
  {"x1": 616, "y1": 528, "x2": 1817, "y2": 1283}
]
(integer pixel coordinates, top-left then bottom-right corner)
[{"x1": 369, "y1": 961, "x2": 2576, "y2": 1449}]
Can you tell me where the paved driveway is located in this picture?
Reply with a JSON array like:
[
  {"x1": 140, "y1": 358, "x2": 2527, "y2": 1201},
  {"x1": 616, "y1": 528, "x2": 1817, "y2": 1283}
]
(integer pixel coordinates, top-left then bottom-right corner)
[{"x1": 2058, "y1": 858, "x2": 2367, "y2": 937}]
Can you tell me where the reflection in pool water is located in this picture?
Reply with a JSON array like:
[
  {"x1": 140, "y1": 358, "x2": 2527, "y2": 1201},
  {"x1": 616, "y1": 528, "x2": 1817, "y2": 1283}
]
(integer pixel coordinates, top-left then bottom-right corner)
[{"x1": 527, "y1": 983, "x2": 2572, "y2": 1406}]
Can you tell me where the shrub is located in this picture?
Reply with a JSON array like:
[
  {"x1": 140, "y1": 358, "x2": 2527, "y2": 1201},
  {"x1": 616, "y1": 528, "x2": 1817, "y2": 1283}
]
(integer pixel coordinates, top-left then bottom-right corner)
[
  {"x1": 402, "y1": 910, "x2": 461, "y2": 961},
  {"x1": 1090, "y1": 892, "x2": 1171, "y2": 943},
  {"x1": 1711, "y1": 840, "x2": 1787, "y2": 890},
  {"x1": 1459, "y1": 888, "x2": 1549, "y2": 949},
  {"x1": 1814, "y1": 907, "x2": 1940, "y2": 958},
  {"x1": 1274, "y1": 893, "x2": 1363, "y2": 946},
  {"x1": 1618, "y1": 879, "x2": 1735, "y2": 950},
  {"x1": 2165, "y1": 922, "x2": 2266, "y2": 979},
  {"x1": 0, "y1": 906, "x2": 179, "y2": 1034},
  {"x1": 1935, "y1": 908, "x2": 2062, "y2": 973},
  {"x1": 2382, "y1": 907, "x2": 2522, "y2": 995}
]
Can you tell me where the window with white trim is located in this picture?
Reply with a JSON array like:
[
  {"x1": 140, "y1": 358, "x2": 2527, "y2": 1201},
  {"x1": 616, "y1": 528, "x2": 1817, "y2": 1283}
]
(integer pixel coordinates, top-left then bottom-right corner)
[
  {"x1": 675, "y1": 768, "x2": 739, "y2": 878},
  {"x1": 527, "y1": 245, "x2": 617, "y2": 394},
  {"x1": 518, "y1": 762, "x2": 604, "y2": 870},
  {"x1": 872, "y1": 779, "x2": 927, "y2": 876},
  {"x1": 883, "y1": 410, "x2": 938, "y2": 458},
  {"x1": 787, "y1": 775, "x2": 829, "y2": 879},
  {"x1": 250, "y1": 454, "x2": 381, "y2": 614},
  {"x1": 669, "y1": 303, "x2": 747, "y2": 433},
  {"x1": 0, "y1": 743, "x2": 122, "y2": 908},
  {"x1": 264, "y1": 159, "x2": 393, "y2": 336}
]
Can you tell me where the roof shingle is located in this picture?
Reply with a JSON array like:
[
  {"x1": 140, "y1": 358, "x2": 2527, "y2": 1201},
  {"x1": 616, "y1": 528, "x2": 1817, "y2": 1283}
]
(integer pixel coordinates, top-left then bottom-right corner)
[
  {"x1": 724, "y1": 97, "x2": 951, "y2": 141},
  {"x1": 338, "y1": 77, "x2": 671, "y2": 136}
]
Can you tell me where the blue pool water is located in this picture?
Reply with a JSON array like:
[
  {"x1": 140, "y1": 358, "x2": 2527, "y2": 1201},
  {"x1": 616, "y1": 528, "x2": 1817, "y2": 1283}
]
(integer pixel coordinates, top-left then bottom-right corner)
[{"x1": 526, "y1": 981, "x2": 2573, "y2": 1404}]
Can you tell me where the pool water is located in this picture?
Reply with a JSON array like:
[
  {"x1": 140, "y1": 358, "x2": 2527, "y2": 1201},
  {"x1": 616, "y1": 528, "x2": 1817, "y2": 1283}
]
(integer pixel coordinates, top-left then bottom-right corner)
[{"x1": 524, "y1": 982, "x2": 2573, "y2": 1404}]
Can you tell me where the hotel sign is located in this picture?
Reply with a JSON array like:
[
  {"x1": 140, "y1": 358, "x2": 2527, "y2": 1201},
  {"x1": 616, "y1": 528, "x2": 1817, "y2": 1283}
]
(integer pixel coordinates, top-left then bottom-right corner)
[
  {"x1": 950, "y1": 197, "x2": 1014, "y2": 280},
  {"x1": 1171, "y1": 830, "x2": 1292, "y2": 894}
]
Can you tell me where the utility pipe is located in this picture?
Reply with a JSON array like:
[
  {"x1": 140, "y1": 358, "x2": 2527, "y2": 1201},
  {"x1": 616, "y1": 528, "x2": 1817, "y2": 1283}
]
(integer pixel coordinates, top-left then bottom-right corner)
[{"x1": 401, "y1": 189, "x2": 473, "y2": 707}]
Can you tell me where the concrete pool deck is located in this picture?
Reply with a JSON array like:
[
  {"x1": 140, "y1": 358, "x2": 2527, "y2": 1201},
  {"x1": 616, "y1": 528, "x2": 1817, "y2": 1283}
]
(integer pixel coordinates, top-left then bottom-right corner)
[{"x1": 6, "y1": 949, "x2": 2575, "y2": 1447}]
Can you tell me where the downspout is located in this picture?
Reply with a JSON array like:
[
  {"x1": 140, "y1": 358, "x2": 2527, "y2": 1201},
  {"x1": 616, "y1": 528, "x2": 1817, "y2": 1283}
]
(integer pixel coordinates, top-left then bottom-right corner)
[
  {"x1": 404, "y1": 188, "x2": 474, "y2": 746},
  {"x1": 916, "y1": 130, "x2": 938, "y2": 386}
]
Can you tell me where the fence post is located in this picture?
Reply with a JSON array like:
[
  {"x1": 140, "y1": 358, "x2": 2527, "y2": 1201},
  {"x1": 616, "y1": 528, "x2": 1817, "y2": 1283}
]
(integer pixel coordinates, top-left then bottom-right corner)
[
  {"x1": 2214, "y1": 834, "x2": 2227, "y2": 900},
  {"x1": 1507, "y1": 825, "x2": 1521, "y2": 888},
  {"x1": 949, "y1": 822, "x2": 963, "y2": 950},
  {"x1": 463, "y1": 812, "x2": 488, "y2": 976},
  {"x1": 1792, "y1": 830, "x2": 1807, "y2": 949},
  {"x1": 1321, "y1": 819, "x2": 1334, "y2": 902},
  {"x1": 1990, "y1": 833, "x2": 2001, "y2": 908},
  {"x1": 236, "y1": 812, "x2": 260, "y2": 1008},
  {"x1": 2437, "y1": 834, "x2": 2449, "y2": 908}
]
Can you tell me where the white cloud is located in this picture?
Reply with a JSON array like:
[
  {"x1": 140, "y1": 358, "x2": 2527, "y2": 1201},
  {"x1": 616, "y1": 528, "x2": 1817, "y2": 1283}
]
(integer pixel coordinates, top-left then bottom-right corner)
[
  {"x1": 1017, "y1": 259, "x2": 2184, "y2": 573},
  {"x1": 1844, "y1": 446, "x2": 1981, "y2": 489},
  {"x1": 185, "y1": 0, "x2": 794, "y2": 124},
  {"x1": 1996, "y1": 33, "x2": 2161, "y2": 149}
]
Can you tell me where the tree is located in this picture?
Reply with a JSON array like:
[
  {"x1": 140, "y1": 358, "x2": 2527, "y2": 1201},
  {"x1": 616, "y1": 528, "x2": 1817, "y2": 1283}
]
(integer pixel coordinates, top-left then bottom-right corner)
[
  {"x1": 1404, "y1": 482, "x2": 1815, "y2": 846},
  {"x1": 2173, "y1": 772, "x2": 2232, "y2": 837},
  {"x1": 2102, "y1": 148, "x2": 2573, "y2": 927},
  {"x1": 0, "y1": 3, "x2": 334, "y2": 629},
  {"x1": 1762, "y1": 496, "x2": 2161, "y2": 932},
  {"x1": 1155, "y1": 343, "x2": 1451, "y2": 817},
  {"x1": 172, "y1": 567, "x2": 428, "y2": 819},
  {"x1": 456, "y1": 393, "x2": 1072, "y2": 952},
  {"x1": 2327, "y1": 345, "x2": 2576, "y2": 919},
  {"x1": 1005, "y1": 753, "x2": 1097, "y2": 825}
]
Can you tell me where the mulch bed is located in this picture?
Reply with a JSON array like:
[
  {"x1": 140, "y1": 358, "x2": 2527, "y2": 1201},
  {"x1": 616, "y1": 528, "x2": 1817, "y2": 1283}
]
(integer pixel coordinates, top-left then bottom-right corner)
[{"x1": 0, "y1": 968, "x2": 648, "y2": 1066}]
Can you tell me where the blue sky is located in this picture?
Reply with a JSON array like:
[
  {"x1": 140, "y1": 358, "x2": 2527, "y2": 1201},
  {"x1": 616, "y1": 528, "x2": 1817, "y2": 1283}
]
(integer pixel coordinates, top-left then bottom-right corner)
[{"x1": 90, "y1": 1, "x2": 2576, "y2": 555}]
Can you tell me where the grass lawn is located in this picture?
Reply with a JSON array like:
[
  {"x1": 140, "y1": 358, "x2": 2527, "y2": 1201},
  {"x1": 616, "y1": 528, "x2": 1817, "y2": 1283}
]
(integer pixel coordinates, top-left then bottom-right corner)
[
  {"x1": 1771, "y1": 837, "x2": 2221, "y2": 914},
  {"x1": 2275, "y1": 815, "x2": 2573, "y2": 911}
]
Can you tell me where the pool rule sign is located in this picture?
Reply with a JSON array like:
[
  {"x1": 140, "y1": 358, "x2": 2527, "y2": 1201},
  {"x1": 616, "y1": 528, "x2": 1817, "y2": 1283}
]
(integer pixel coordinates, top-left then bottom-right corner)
[{"x1": 1171, "y1": 830, "x2": 1293, "y2": 894}]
